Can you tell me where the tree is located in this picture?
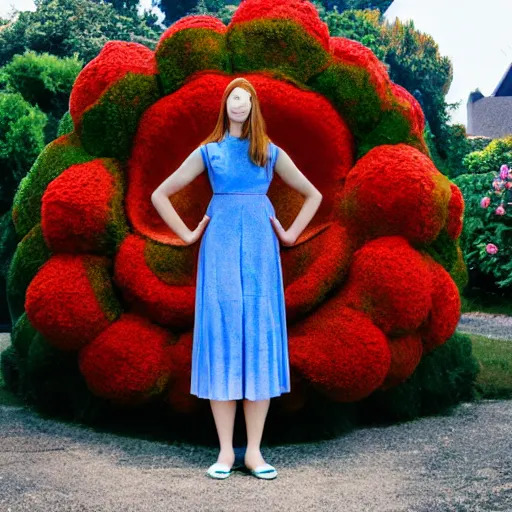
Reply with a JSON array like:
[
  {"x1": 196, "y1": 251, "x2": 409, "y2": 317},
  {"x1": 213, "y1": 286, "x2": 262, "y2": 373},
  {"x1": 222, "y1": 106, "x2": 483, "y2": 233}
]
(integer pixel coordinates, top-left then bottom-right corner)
[
  {"x1": 0, "y1": 51, "x2": 82, "y2": 142},
  {"x1": 0, "y1": 92, "x2": 46, "y2": 213},
  {"x1": 90, "y1": 0, "x2": 140, "y2": 16},
  {"x1": 0, "y1": 0, "x2": 162, "y2": 67},
  {"x1": 190, "y1": 0, "x2": 238, "y2": 23},
  {"x1": 320, "y1": 0, "x2": 393, "y2": 11},
  {"x1": 316, "y1": 7, "x2": 462, "y2": 176},
  {"x1": 155, "y1": 0, "x2": 198, "y2": 24}
]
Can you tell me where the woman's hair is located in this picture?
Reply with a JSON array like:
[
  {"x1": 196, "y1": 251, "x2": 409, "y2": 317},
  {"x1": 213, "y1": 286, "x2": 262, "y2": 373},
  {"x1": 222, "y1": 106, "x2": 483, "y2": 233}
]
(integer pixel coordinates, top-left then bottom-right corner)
[{"x1": 200, "y1": 77, "x2": 272, "y2": 168}]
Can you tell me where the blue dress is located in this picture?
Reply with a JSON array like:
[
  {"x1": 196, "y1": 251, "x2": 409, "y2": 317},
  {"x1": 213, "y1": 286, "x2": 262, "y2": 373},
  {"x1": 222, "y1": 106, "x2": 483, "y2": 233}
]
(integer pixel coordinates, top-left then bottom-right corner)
[{"x1": 190, "y1": 130, "x2": 291, "y2": 401}]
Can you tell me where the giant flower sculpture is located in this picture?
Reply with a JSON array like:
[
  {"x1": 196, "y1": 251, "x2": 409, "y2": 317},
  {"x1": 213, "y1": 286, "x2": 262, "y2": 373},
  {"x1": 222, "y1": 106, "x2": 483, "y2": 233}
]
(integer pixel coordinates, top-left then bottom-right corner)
[{"x1": 4, "y1": 0, "x2": 469, "y2": 420}]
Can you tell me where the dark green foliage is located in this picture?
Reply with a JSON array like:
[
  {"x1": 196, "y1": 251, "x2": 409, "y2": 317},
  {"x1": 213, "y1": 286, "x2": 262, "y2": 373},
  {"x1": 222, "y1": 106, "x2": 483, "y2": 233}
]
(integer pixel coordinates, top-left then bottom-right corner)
[
  {"x1": 319, "y1": 0, "x2": 393, "y2": 12},
  {"x1": 156, "y1": 28, "x2": 231, "y2": 94},
  {"x1": 467, "y1": 136, "x2": 493, "y2": 155},
  {"x1": 423, "y1": 228, "x2": 459, "y2": 272},
  {"x1": 57, "y1": 110, "x2": 74, "y2": 137},
  {"x1": 0, "y1": 345, "x2": 19, "y2": 394},
  {"x1": 318, "y1": 5, "x2": 387, "y2": 61},
  {"x1": 21, "y1": 332, "x2": 107, "y2": 421},
  {"x1": 0, "y1": 0, "x2": 161, "y2": 67},
  {"x1": 158, "y1": 0, "x2": 199, "y2": 24},
  {"x1": 12, "y1": 134, "x2": 94, "y2": 239},
  {"x1": 360, "y1": 332, "x2": 479, "y2": 423},
  {"x1": 440, "y1": 123, "x2": 474, "y2": 179},
  {"x1": 190, "y1": 0, "x2": 238, "y2": 23},
  {"x1": 0, "y1": 210, "x2": 19, "y2": 325},
  {"x1": 356, "y1": 109, "x2": 415, "y2": 158},
  {"x1": 91, "y1": 0, "x2": 140, "y2": 15},
  {"x1": 454, "y1": 152, "x2": 512, "y2": 293},
  {"x1": 79, "y1": 73, "x2": 161, "y2": 159},
  {"x1": 462, "y1": 136, "x2": 512, "y2": 175},
  {"x1": 6, "y1": 224, "x2": 52, "y2": 325},
  {"x1": 0, "y1": 92, "x2": 47, "y2": 214},
  {"x1": 307, "y1": 62, "x2": 385, "y2": 142},
  {"x1": 10, "y1": 313, "x2": 37, "y2": 362},
  {"x1": 228, "y1": 19, "x2": 331, "y2": 85},
  {"x1": 0, "y1": 51, "x2": 82, "y2": 143}
]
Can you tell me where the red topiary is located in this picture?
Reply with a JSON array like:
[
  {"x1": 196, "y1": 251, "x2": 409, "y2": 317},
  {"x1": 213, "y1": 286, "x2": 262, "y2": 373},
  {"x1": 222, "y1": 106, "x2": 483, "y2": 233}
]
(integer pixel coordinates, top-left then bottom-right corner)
[
  {"x1": 79, "y1": 313, "x2": 172, "y2": 405},
  {"x1": 339, "y1": 236, "x2": 433, "y2": 335},
  {"x1": 341, "y1": 144, "x2": 452, "y2": 246}
]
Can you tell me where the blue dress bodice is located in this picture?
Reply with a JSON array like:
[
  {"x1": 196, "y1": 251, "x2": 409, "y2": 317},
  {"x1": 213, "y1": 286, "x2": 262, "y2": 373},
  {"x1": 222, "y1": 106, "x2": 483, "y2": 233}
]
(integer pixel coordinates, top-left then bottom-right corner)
[{"x1": 199, "y1": 131, "x2": 280, "y2": 195}]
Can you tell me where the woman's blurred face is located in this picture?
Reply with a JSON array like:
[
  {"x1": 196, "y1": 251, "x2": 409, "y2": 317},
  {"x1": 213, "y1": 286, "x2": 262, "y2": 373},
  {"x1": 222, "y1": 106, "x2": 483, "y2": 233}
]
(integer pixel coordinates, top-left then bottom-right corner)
[{"x1": 226, "y1": 86, "x2": 252, "y2": 124}]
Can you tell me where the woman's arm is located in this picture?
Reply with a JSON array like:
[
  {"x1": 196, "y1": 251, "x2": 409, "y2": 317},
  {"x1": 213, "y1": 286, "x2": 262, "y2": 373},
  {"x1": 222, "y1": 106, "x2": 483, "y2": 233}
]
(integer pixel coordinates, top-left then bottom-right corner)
[
  {"x1": 272, "y1": 147, "x2": 323, "y2": 246},
  {"x1": 151, "y1": 147, "x2": 210, "y2": 245}
]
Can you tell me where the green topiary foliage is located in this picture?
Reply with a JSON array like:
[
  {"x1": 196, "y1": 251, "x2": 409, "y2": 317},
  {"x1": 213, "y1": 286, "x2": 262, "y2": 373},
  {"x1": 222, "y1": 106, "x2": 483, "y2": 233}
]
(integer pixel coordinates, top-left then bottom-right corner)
[
  {"x1": 156, "y1": 28, "x2": 232, "y2": 94},
  {"x1": 10, "y1": 312, "x2": 37, "y2": 362},
  {"x1": 11, "y1": 132, "x2": 94, "y2": 239},
  {"x1": 360, "y1": 332, "x2": 479, "y2": 423},
  {"x1": 228, "y1": 19, "x2": 331, "y2": 84},
  {"x1": 7, "y1": 224, "x2": 51, "y2": 325},
  {"x1": 80, "y1": 74, "x2": 161, "y2": 159},
  {"x1": 423, "y1": 228, "x2": 459, "y2": 272},
  {"x1": 22, "y1": 332, "x2": 108, "y2": 421},
  {"x1": 356, "y1": 109, "x2": 417, "y2": 159},
  {"x1": 307, "y1": 61, "x2": 385, "y2": 141},
  {"x1": 57, "y1": 110, "x2": 74, "y2": 137}
]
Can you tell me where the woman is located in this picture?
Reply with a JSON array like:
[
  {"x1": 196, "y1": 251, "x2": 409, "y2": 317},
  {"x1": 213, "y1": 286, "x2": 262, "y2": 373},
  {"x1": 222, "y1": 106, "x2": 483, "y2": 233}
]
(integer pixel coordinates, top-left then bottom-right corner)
[{"x1": 151, "y1": 77, "x2": 322, "y2": 480}]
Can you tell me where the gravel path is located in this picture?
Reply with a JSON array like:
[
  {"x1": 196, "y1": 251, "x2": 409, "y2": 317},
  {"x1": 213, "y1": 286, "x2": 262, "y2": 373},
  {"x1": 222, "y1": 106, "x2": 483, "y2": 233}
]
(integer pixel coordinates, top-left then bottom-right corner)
[
  {"x1": 1, "y1": 316, "x2": 512, "y2": 511},
  {"x1": 1, "y1": 399, "x2": 511, "y2": 511},
  {"x1": 457, "y1": 313, "x2": 512, "y2": 340}
]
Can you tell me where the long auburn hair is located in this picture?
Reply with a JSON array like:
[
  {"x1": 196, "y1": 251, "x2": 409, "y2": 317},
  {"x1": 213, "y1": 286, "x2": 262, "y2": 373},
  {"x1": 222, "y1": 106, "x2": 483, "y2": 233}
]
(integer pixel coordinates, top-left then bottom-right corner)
[{"x1": 200, "y1": 77, "x2": 272, "y2": 168}]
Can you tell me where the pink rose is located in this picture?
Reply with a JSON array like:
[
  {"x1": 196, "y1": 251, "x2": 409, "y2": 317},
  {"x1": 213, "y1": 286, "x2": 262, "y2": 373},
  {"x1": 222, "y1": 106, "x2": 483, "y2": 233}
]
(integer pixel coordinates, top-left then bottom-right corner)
[
  {"x1": 500, "y1": 164, "x2": 509, "y2": 173},
  {"x1": 506, "y1": 182, "x2": 512, "y2": 190},
  {"x1": 495, "y1": 205, "x2": 506, "y2": 215},
  {"x1": 480, "y1": 197, "x2": 491, "y2": 208},
  {"x1": 493, "y1": 180, "x2": 503, "y2": 191},
  {"x1": 500, "y1": 167, "x2": 510, "y2": 180},
  {"x1": 486, "y1": 243, "x2": 498, "y2": 254}
]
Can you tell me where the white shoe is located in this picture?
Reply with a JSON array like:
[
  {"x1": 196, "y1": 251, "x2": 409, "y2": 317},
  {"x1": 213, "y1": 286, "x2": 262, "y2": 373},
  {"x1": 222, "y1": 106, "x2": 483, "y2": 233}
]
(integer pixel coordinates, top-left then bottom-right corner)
[
  {"x1": 248, "y1": 463, "x2": 277, "y2": 480},
  {"x1": 206, "y1": 462, "x2": 233, "y2": 479}
]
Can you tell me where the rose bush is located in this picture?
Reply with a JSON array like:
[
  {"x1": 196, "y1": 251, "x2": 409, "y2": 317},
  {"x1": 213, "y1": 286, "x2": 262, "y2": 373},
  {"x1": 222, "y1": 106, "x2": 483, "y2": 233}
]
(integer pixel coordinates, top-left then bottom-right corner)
[{"x1": 455, "y1": 160, "x2": 512, "y2": 293}]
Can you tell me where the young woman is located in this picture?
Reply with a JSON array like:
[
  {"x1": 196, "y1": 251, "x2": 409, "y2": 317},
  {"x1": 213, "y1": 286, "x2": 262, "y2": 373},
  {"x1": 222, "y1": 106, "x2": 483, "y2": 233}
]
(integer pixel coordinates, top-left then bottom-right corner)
[{"x1": 151, "y1": 77, "x2": 322, "y2": 480}]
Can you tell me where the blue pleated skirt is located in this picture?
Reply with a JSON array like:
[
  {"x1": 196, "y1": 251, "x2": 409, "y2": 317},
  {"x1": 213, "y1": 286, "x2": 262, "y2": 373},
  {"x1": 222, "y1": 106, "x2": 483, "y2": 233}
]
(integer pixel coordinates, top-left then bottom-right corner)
[{"x1": 190, "y1": 193, "x2": 291, "y2": 401}]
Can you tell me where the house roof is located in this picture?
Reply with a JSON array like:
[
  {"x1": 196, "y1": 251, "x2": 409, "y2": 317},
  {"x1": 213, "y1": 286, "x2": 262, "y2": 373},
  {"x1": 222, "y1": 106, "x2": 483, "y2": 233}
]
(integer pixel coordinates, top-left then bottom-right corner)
[{"x1": 492, "y1": 62, "x2": 512, "y2": 96}]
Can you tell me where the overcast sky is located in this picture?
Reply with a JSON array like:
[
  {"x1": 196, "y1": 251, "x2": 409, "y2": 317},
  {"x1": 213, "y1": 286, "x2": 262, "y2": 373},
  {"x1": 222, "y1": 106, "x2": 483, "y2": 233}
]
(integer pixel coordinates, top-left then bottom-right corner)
[{"x1": 1, "y1": 0, "x2": 511, "y2": 127}]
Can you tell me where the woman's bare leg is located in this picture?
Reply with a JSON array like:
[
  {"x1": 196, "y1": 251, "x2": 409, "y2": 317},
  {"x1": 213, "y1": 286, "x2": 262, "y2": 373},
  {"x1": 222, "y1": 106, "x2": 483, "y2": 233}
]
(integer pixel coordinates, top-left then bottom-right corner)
[
  {"x1": 209, "y1": 399, "x2": 237, "y2": 466},
  {"x1": 243, "y1": 398, "x2": 271, "y2": 469}
]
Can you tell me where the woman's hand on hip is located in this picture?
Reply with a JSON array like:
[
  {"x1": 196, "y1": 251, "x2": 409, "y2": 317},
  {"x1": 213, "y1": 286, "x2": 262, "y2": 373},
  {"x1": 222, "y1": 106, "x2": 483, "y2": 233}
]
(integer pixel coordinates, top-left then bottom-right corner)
[
  {"x1": 270, "y1": 216, "x2": 297, "y2": 247},
  {"x1": 182, "y1": 215, "x2": 211, "y2": 245}
]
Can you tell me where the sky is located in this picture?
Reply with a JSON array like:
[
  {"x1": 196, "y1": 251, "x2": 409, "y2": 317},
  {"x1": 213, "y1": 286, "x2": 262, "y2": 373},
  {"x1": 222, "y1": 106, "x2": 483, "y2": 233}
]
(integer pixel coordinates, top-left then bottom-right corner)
[
  {"x1": 1, "y1": 0, "x2": 511, "y2": 127},
  {"x1": 383, "y1": 0, "x2": 512, "y2": 127}
]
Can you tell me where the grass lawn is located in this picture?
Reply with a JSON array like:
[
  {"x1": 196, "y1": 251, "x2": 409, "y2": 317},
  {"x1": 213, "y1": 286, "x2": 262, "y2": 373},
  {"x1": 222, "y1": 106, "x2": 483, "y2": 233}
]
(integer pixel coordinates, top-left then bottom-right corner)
[
  {"x1": 1, "y1": 333, "x2": 511, "y2": 407},
  {"x1": 470, "y1": 333, "x2": 512, "y2": 399}
]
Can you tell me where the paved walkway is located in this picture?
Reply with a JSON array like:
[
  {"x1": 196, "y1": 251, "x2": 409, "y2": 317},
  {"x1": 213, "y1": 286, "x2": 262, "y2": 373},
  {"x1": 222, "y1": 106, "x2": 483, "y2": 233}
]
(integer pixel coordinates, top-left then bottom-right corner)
[
  {"x1": 1, "y1": 398, "x2": 511, "y2": 511},
  {"x1": 1, "y1": 318, "x2": 512, "y2": 511},
  {"x1": 457, "y1": 312, "x2": 512, "y2": 340}
]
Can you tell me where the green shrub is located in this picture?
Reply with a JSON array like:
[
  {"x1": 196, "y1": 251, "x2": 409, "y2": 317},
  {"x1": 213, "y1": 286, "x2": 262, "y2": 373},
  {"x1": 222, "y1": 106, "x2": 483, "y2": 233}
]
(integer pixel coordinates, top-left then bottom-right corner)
[
  {"x1": 462, "y1": 135, "x2": 512, "y2": 175},
  {"x1": 454, "y1": 159, "x2": 512, "y2": 293}
]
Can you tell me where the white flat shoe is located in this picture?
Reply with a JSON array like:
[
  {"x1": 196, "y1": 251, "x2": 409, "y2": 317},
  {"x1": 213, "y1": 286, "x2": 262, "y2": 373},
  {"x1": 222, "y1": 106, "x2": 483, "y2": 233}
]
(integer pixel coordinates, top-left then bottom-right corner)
[
  {"x1": 248, "y1": 463, "x2": 278, "y2": 480},
  {"x1": 206, "y1": 462, "x2": 233, "y2": 479}
]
